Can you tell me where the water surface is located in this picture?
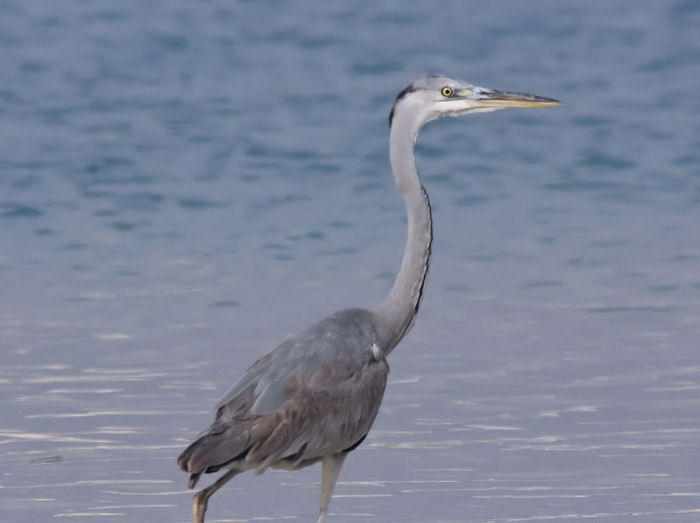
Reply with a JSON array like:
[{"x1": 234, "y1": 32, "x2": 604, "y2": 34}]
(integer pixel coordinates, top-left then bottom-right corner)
[{"x1": 1, "y1": 1, "x2": 700, "y2": 521}]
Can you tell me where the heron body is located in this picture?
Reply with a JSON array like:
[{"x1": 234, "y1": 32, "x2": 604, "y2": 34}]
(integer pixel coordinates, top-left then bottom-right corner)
[{"x1": 177, "y1": 74, "x2": 560, "y2": 522}]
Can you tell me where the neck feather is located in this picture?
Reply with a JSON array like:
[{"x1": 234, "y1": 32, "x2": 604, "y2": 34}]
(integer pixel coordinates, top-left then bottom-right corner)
[{"x1": 377, "y1": 114, "x2": 433, "y2": 353}]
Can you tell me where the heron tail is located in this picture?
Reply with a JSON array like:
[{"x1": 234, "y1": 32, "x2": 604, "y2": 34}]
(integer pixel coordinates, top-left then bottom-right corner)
[{"x1": 177, "y1": 422, "x2": 251, "y2": 488}]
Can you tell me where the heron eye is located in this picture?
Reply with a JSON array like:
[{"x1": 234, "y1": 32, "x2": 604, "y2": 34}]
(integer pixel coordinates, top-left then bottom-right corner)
[{"x1": 441, "y1": 86, "x2": 454, "y2": 97}]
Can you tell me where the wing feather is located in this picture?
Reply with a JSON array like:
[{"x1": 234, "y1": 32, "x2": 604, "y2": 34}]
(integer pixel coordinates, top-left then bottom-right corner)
[{"x1": 178, "y1": 308, "x2": 389, "y2": 485}]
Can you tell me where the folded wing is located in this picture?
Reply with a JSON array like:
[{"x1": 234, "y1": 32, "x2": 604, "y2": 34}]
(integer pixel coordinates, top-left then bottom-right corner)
[{"x1": 177, "y1": 308, "x2": 388, "y2": 488}]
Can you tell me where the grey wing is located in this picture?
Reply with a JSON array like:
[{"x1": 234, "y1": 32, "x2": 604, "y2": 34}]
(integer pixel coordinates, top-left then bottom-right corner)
[{"x1": 178, "y1": 309, "x2": 389, "y2": 484}]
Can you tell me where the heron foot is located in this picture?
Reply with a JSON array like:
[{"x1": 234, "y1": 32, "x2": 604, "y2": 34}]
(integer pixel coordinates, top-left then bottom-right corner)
[
  {"x1": 315, "y1": 453, "x2": 347, "y2": 523},
  {"x1": 193, "y1": 489, "x2": 208, "y2": 523},
  {"x1": 190, "y1": 468, "x2": 240, "y2": 523}
]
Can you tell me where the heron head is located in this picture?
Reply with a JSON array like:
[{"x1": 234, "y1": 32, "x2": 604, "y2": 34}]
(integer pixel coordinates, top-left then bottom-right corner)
[{"x1": 389, "y1": 74, "x2": 561, "y2": 128}]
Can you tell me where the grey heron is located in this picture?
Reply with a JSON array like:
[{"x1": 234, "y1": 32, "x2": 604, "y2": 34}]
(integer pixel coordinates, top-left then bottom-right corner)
[{"x1": 177, "y1": 74, "x2": 560, "y2": 522}]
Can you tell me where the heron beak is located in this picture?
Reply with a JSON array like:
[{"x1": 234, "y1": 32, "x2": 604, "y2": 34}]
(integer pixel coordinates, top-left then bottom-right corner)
[{"x1": 459, "y1": 87, "x2": 561, "y2": 109}]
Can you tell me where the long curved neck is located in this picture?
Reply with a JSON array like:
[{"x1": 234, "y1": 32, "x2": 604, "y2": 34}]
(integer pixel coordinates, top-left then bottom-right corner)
[{"x1": 377, "y1": 114, "x2": 432, "y2": 354}]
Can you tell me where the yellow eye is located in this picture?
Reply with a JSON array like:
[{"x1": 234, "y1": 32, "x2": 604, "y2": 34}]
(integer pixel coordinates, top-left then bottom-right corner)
[{"x1": 441, "y1": 86, "x2": 454, "y2": 97}]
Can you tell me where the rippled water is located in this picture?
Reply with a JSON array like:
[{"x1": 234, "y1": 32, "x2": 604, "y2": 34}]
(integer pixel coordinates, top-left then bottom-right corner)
[{"x1": 2, "y1": 1, "x2": 700, "y2": 522}]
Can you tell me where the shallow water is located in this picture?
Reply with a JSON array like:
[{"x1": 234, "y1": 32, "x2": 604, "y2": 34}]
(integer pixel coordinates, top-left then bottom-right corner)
[{"x1": 1, "y1": 1, "x2": 700, "y2": 522}]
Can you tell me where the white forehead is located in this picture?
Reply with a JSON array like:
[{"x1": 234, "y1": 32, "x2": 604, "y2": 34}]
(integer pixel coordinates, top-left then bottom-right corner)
[{"x1": 408, "y1": 74, "x2": 472, "y2": 92}]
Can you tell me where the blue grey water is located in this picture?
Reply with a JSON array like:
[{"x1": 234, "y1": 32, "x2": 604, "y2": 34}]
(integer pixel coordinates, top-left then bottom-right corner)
[{"x1": 1, "y1": 1, "x2": 699, "y2": 521}]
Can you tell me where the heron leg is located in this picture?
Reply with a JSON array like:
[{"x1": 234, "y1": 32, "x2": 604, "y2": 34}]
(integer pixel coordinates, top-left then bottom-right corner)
[
  {"x1": 316, "y1": 452, "x2": 347, "y2": 523},
  {"x1": 192, "y1": 468, "x2": 240, "y2": 523}
]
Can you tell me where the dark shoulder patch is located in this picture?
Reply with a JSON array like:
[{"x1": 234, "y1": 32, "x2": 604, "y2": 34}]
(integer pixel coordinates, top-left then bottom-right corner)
[{"x1": 388, "y1": 82, "x2": 417, "y2": 127}]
